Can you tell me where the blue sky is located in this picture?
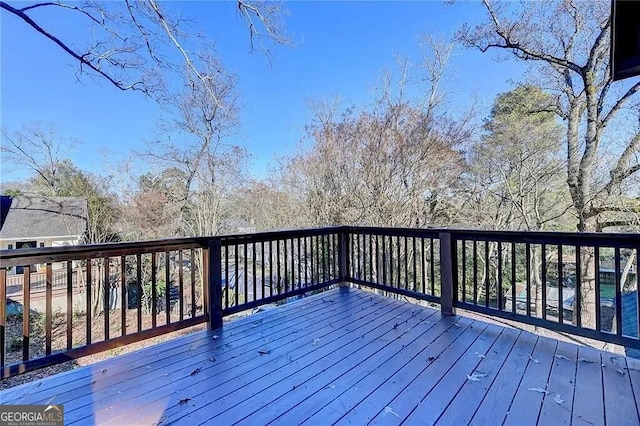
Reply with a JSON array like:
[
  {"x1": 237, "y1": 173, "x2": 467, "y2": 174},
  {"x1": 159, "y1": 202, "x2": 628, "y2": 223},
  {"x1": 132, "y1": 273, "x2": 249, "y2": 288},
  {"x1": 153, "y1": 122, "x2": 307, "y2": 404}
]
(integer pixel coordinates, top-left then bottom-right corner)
[{"x1": 1, "y1": 1, "x2": 526, "y2": 182}]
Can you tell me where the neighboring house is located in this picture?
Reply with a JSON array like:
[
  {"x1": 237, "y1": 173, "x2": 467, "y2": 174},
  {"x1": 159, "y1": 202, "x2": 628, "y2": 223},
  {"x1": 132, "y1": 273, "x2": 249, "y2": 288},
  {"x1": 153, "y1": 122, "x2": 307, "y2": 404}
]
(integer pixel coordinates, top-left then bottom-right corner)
[
  {"x1": 0, "y1": 195, "x2": 88, "y2": 273},
  {"x1": 221, "y1": 218, "x2": 256, "y2": 234}
]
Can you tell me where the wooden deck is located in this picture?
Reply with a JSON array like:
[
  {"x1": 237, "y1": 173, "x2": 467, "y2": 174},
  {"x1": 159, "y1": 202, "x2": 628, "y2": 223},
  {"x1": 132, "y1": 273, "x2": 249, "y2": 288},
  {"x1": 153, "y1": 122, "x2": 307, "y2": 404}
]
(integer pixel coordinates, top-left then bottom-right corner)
[{"x1": 2, "y1": 287, "x2": 640, "y2": 426}]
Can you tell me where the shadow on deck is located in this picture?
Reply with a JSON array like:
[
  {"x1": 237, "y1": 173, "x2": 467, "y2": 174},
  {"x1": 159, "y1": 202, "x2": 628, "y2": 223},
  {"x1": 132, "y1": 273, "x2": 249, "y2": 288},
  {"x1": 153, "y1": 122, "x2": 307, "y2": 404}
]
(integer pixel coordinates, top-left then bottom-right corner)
[{"x1": 2, "y1": 287, "x2": 639, "y2": 426}]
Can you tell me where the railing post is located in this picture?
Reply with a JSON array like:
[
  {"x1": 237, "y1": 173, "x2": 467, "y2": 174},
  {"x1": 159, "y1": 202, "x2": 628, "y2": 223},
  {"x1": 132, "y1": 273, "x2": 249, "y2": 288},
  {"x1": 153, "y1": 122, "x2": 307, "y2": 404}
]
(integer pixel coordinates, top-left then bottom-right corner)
[
  {"x1": 206, "y1": 238, "x2": 223, "y2": 330},
  {"x1": 339, "y1": 228, "x2": 349, "y2": 286},
  {"x1": 439, "y1": 231, "x2": 456, "y2": 316}
]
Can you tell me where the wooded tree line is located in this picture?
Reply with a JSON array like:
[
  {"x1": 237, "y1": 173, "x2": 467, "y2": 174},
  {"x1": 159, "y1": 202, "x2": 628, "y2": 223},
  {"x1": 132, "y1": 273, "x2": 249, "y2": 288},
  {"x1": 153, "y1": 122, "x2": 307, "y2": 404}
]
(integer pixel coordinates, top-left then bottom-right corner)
[{"x1": 2, "y1": 0, "x2": 638, "y2": 241}]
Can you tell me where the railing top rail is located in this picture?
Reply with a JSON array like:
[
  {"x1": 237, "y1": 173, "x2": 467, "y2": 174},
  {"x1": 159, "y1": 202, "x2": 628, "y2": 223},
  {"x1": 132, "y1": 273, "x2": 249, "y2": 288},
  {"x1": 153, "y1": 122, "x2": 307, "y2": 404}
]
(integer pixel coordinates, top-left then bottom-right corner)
[
  {"x1": 347, "y1": 226, "x2": 640, "y2": 246},
  {"x1": 219, "y1": 226, "x2": 345, "y2": 245},
  {"x1": 444, "y1": 229, "x2": 639, "y2": 247},
  {"x1": 345, "y1": 226, "x2": 441, "y2": 238},
  {"x1": 0, "y1": 237, "x2": 209, "y2": 268},
  {"x1": 0, "y1": 227, "x2": 348, "y2": 268}
]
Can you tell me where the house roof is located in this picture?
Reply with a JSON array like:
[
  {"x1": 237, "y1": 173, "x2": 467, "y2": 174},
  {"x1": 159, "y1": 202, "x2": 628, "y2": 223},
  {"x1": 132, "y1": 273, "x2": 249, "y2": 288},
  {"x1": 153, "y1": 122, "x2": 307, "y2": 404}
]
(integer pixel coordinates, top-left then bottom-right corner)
[
  {"x1": 621, "y1": 291, "x2": 640, "y2": 358},
  {"x1": 0, "y1": 195, "x2": 88, "y2": 241}
]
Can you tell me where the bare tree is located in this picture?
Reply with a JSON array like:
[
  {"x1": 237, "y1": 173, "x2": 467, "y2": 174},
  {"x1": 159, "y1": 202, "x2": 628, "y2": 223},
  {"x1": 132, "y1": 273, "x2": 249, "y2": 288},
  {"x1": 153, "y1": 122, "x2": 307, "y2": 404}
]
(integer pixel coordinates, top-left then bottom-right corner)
[
  {"x1": 1, "y1": 0, "x2": 289, "y2": 105},
  {"x1": 141, "y1": 54, "x2": 248, "y2": 237},
  {"x1": 458, "y1": 0, "x2": 640, "y2": 232},
  {"x1": 1, "y1": 124, "x2": 78, "y2": 195},
  {"x1": 458, "y1": 0, "x2": 640, "y2": 328},
  {"x1": 278, "y1": 44, "x2": 472, "y2": 229}
]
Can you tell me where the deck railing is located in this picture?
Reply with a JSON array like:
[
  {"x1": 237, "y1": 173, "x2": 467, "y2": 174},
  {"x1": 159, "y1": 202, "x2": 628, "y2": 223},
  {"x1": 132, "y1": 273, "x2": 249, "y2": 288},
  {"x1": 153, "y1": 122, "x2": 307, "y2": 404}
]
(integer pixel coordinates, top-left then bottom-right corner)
[
  {"x1": 1, "y1": 226, "x2": 639, "y2": 378},
  {"x1": 343, "y1": 227, "x2": 640, "y2": 348}
]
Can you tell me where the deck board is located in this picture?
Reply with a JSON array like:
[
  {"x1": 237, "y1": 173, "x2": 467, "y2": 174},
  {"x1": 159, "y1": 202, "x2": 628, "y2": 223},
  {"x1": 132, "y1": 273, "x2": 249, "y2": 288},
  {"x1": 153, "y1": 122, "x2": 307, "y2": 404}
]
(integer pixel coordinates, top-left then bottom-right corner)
[
  {"x1": 537, "y1": 341, "x2": 578, "y2": 426},
  {"x1": 353, "y1": 318, "x2": 484, "y2": 425},
  {"x1": 63, "y1": 290, "x2": 370, "y2": 422},
  {"x1": 310, "y1": 316, "x2": 476, "y2": 425},
  {"x1": 255, "y1": 306, "x2": 440, "y2": 425},
  {"x1": 602, "y1": 353, "x2": 640, "y2": 425},
  {"x1": 401, "y1": 324, "x2": 507, "y2": 426},
  {"x1": 83, "y1": 289, "x2": 391, "y2": 425},
  {"x1": 503, "y1": 335, "x2": 557, "y2": 426},
  {"x1": 468, "y1": 330, "x2": 538, "y2": 426},
  {"x1": 271, "y1": 308, "x2": 448, "y2": 425},
  {"x1": 572, "y1": 345, "x2": 605, "y2": 426},
  {"x1": 1, "y1": 286, "x2": 639, "y2": 426},
  {"x1": 407, "y1": 325, "x2": 521, "y2": 426},
  {"x1": 175, "y1": 299, "x2": 416, "y2": 425}
]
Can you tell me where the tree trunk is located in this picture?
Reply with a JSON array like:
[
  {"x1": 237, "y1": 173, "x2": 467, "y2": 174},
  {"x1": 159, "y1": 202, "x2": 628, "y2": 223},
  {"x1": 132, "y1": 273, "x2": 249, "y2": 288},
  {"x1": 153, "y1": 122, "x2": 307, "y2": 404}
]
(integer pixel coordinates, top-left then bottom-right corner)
[
  {"x1": 532, "y1": 246, "x2": 543, "y2": 318},
  {"x1": 575, "y1": 245, "x2": 597, "y2": 329}
]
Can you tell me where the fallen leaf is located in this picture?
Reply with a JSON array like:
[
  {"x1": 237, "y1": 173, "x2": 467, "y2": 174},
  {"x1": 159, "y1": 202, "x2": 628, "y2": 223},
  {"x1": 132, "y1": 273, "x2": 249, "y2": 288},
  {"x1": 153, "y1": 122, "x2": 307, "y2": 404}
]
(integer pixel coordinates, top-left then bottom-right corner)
[
  {"x1": 528, "y1": 354, "x2": 540, "y2": 364},
  {"x1": 617, "y1": 369, "x2": 626, "y2": 376},
  {"x1": 393, "y1": 323, "x2": 399, "y2": 330},
  {"x1": 428, "y1": 356, "x2": 436, "y2": 361},
  {"x1": 190, "y1": 367, "x2": 202, "y2": 376},
  {"x1": 101, "y1": 369, "x2": 108, "y2": 374},
  {"x1": 208, "y1": 357, "x2": 216, "y2": 362},
  {"x1": 383, "y1": 406, "x2": 401, "y2": 418},
  {"x1": 259, "y1": 349, "x2": 270, "y2": 355},
  {"x1": 312, "y1": 338, "x2": 320, "y2": 346},
  {"x1": 555, "y1": 355, "x2": 571, "y2": 362},
  {"x1": 179, "y1": 397, "x2": 192, "y2": 405},
  {"x1": 467, "y1": 372, "x2": 487, "y2": 382},
  {"x1": 527, "y1": 387, "x2": 549, "y2": 395},
  {"x1": 475, "y1": 352, "x2": 486, "y2": 359},
  {"x1": 212, "y1": 335, "x2": 219, "y2": 340},
  {"x1": 553, "y1": 394, "x2": 564, "y2": 404}
]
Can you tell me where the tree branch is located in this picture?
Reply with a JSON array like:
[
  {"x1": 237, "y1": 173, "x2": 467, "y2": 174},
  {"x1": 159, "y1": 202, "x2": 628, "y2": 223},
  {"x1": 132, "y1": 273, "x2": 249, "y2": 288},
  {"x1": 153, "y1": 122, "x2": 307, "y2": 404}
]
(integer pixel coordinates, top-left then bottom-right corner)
[
  {"x1": 601, "y1": 81, "x2": 640, "y2": 129},
  {"x1": 478, "y1": 0, "x2": 583, "y2": 75},
  {"x1": 0, "y1": 1, "x2": 144, "y2": 93}
]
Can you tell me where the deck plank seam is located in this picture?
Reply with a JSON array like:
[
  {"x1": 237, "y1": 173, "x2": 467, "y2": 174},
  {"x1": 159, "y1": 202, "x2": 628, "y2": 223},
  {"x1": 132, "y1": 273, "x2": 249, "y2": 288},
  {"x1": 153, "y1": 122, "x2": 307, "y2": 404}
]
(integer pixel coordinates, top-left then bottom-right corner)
[
  {"x1": 265, "y1": 307, "x2": 444, "y2": 425},
  {"x1": 401, "y1": 324, "x2": 506, "y2": 425},
  {"x1": 338, "y1": 318, "x2": 481, "y2": 425},
  {"x1": 63, "y1": 295, "x2": 396, "y2": 423},
  {"x1": 196, "y1": 301, "x2": 420, "y2": 425},
  {"x1": 75, "y1": 298, "x2": 413, "y2": 425},
  {"x1": 432, "y1": 327, "x2": 521, "y2": 426},
  {"x1": 1, "y1": 287, "x2": 349, "y2": 400},
  {"x1": 2, "y1": 289, "x2": 369, "y2": 405}
]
